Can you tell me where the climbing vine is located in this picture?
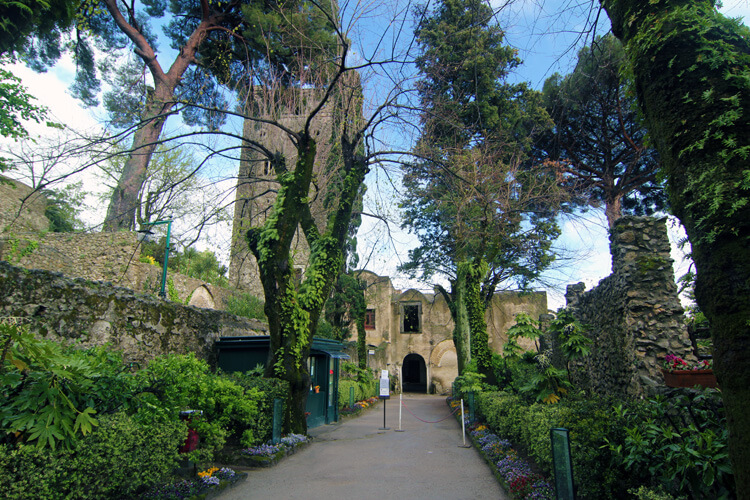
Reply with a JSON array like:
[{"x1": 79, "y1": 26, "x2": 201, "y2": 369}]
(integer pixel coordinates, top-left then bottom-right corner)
[
  {"x1": 611, "y1": 1, "x2": 750, "y2": 243},
  {"x1": 463, "y1": 259, "x2": 495, "y2": 385}
]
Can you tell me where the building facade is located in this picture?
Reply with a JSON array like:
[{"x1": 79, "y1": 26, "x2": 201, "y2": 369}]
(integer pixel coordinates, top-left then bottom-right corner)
[{"x1": 355, "y1": 271, "x2": 548, "y2": 394}]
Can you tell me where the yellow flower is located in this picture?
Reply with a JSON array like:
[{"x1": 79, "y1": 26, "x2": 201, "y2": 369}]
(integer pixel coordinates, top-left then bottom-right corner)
[{"x1": 198, "y1": 467, "x2": 219, "y2": 478}]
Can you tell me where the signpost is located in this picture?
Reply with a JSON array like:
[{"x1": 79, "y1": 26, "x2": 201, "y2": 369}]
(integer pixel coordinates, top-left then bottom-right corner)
[{"x1": 379, "y1": 370, "x2": 390, "y2": 430}]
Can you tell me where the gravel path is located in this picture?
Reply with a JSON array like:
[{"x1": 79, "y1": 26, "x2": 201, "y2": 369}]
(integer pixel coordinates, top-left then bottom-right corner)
[{"x1": 220, "y1": 393, "x2": 509, "y2": 500}]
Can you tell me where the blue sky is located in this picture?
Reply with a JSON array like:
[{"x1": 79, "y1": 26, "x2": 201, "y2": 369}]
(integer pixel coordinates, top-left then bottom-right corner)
[{"x1": 4, "y1": 0, "x2": 750, "y2": 309}]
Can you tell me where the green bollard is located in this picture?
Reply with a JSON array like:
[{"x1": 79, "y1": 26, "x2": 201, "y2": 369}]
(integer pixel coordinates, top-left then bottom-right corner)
[
  {"x1": 551, "y1": 427, "x2": 575, "y2": 499},
  {"x1": 272, "y1": 398, "x2": 283, "y2": 445},
  {"x1": 349, "y1": 386, "x2": 355, "y2": 409},
  {"x1": 468, "y1": 391, "x2": 475, "y2": 422}
]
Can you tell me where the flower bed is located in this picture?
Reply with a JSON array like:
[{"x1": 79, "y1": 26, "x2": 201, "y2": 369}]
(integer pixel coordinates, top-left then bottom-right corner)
[
  {"x1": 142, "y1": 467, "x2": 245, "y2": 500},
  {"x1": 451, "y1": 398, "x2": 554, "y2": 500},
  {"x1": 225, "y1": 433, "x2": 311, "y2": 467},
  {"x1": 339, "y1": 396, "x2": 379, "y2": 417}
]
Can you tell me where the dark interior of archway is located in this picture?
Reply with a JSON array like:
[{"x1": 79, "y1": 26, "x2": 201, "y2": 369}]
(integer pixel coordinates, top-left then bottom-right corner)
[{"x1": 402, "y1": 354, "x2": 427, "y2": 393}]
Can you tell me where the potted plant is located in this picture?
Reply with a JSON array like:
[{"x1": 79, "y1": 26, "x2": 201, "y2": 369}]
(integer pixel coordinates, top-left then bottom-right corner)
[{"x1": 661, "y1": 354, "x2": 717, "y2": 388}]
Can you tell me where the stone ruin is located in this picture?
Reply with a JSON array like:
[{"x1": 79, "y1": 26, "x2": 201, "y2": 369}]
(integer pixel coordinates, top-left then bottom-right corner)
[{"x1": 560, "y1": 216, "x2": 695, "y2": 399}]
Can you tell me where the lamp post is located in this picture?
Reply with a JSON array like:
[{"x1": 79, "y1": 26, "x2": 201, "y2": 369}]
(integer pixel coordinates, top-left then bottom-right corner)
[{"x1": 137, "y1": 219, "x2": 173, "y2": 298}]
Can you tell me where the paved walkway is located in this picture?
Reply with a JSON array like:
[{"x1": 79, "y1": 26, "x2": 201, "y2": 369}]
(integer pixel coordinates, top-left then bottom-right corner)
[{"x1": 221, "y1": 394, "x2": 509, "y2": 500}]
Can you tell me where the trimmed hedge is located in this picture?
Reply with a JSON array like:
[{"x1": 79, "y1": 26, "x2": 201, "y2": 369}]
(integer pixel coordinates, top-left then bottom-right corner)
[
  {"x1": 0, "y1": 412, "x2": 185, "y2": 500},
  {"x1": 338, "y1": 379, "x2": 377, "y2": 409},
  {"x1": 476, "y1": 391, "x2": 627, "y2": 499}
]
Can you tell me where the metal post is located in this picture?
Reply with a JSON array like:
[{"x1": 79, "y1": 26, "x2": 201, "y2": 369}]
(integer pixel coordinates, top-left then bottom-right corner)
[
  {"x1": 396, "y1": 393, "x2": 405, "y2": 432},
  {"x1": 159, "y1": 219, "x2": 172, "y2": 297},
  {"x1": 349, "y1": 386, "x2": 355, "y2": 409},
  {"x1": 460, "y1": 399, "x2": 468, "y2": 447},
  {"x1": 272, "y1": 398, "x2": 283, "y2": 445},
  {"x1": 379, "y1": 398, "x2": 389, "y2": 430},
  {"x1": 468, "y1": 391, "x2": 475, "y2": 422},
  {"x1": 139, "y1": 219, "x2": 173, "y2": 298},
  {"x1": 551, "y1": 427, "x2": 575, "y2": 499}
]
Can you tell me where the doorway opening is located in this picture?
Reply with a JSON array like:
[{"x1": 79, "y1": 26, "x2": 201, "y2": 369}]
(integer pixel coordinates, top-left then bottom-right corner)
[{"x1": 402, "y1": 353, "x2": 427, "y2": 393}]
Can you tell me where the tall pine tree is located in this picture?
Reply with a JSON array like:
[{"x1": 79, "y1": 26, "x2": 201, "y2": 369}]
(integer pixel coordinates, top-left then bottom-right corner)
[{"x1": 401, "y1": 0, "x2": 562, "y2": 381}]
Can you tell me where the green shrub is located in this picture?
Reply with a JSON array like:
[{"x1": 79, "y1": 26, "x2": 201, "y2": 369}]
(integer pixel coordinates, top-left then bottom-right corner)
[
  {"x1": 224, "y1": 372, "x2": 289, "y2": 445},
  {"x1": 226, "y1": 292, "x2": 267, "y2": 321},
  {"x1": 0, "y1": 327, "x2": 135, "y2": 450},
  {"x1": 0, "y1": 412, "x2": 184, "y2": 499},
  {"x1": 608, "y1": 391, "x2": 733, "y2": 499},
  {"x1": 133, "y1": 354, "x2": 261, "y2": 460},
  {"x1": 475, "y1": 390, "x2": 732, "y2": 499},
  {"x1": 338, "y1": 362, "x2": 376, "y2": 408}
]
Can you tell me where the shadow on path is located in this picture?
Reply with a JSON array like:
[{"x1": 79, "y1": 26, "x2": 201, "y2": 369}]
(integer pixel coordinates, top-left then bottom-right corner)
[{"x1": 220, "y1": 394, "x2": 509, "y2": 500}]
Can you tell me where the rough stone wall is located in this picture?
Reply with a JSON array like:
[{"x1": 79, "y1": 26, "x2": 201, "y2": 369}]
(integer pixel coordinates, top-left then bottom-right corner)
[
  {"x1": 0, "y1": 176, "x2": 49, "y2": 233},
  {"x1": 565, "y1": 216, "x2": 694, "y2": 399},
  {"x1": 0, "y1": 230, "x2": 239, "y2": 309},
  {"x1": 0, "y1": 261, "x2": 267, "y2": 366}
]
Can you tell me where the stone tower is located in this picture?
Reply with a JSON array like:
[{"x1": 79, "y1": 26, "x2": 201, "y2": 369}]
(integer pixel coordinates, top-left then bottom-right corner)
[{"x1": 229, "y1": 83, "x2": 359, "y2": 296}]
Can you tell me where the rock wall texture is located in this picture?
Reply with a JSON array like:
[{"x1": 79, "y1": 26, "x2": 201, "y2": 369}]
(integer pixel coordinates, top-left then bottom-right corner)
[
  {"x1": 0, "y1": 230, "x2": 240, "y2": 310},
  {"x1": 564, "y1": 216, "x2": 694, "y2": 399},
  {"x1": 0, "y1": 261, "x2": 267, "y2": 366},
  {"x1": 0, "y1": 176, "x2": 50, "y2": 233}
]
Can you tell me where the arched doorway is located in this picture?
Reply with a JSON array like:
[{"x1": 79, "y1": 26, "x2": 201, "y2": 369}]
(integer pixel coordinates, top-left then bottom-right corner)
[{"x1": 402, "y1": 353, "x2": 427, "y2": 393}]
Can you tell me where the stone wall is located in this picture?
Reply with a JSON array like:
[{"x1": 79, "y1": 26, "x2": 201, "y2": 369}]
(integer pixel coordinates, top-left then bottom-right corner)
[
  {"x1": 564, "y1": 216, "x2": 694, "y2": 399},
  {"x1": 0, "y1": 176, "x2": 49, "y2": 233},
  {"x1": 0, "y1": 261, "x2": 267, "y2": 367},
  {"x1": 0, "y1": 230, "x2": 241, "y2": 310}
]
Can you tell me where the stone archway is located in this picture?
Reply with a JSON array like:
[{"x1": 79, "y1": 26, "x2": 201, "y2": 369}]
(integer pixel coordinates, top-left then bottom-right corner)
[
  {"x1": 429, "y1": 340, "x2": 458, "y2": 395},
  {"x1": 187, "y1": 285, "x2": 215, "y2": 309},
  {"x1": 402, "y1": 353, "x2": 427, "y2": 393}
]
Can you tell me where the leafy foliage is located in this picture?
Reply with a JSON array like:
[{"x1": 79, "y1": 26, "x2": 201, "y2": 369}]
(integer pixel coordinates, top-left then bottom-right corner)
[
  {"x1": 43, "y1": 182, "x2": 85, "y2": 232},
  {"x1": 222, "y1": 371, "x2": 290, "y2": 445},
  {"x1": 0, "y1": 412, "x2": 184, "y2": 500},
  {"x1": 0, "y1": 0, "x2": 78, "y2": 58},
  {"x1": 338, "y1": 362, "x2": 377, "y2": 408},
  {"x1": 132, "y1": 354, "x2": 261, "y2": 460},
  {"x1": 0, "y1": 68, "x2": 57, "y2": 170},
  {"x1": 404, "y1": 0, "x2": 562, "y2": 378},
  {"x1": 1, "y1": 324, "x2": 133, "y2": 450},
  {"x1": 548, "y1": 308, "x2": 591, "y2": 362},
  {"x1": 536, "y1": 34, "x2": 665, "y2": 226},
  {"x1": 607, "y1": 391, "x2": 734, "y2": 499},
  {"x1": 225, "y1": 292, "x2": 267, "y2": 322}
]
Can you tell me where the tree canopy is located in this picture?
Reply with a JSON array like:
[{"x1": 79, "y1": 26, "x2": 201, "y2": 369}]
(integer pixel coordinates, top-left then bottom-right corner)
[
  {"x1": 401, "y1": 0, "x2": 562, "y2": 377},
  {"x1": 536, "y1": 33, "x2": 665, "y2": 227}
]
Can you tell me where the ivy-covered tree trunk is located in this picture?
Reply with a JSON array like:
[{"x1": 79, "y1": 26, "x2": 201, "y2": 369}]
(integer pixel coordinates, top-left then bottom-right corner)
[
  {"x1": 600, "y1": 1, "x2": 750, "y2": 493},
  {"x1": 248, "y1": 131, "x2": 368, "y2": 434},
  {"x1": 356, "y1": 316, "x2": 367, "y2": 369},
  {"x1": 463, "y1": 259, "x2": 496, "y2": 386},
  {"x1": 451, "y1": 268, "x2": 471, "y2": 375}
]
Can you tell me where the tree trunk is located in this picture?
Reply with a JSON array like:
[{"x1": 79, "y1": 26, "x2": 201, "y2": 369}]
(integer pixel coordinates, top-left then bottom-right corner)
[
  {"x1": 356, "y1": 316, "x2": 367, "y2": 369},
  {"x1": 453, "y1": 266, "x2": 471, "y2": 374},
  {"x1": 250, "y1": 125, "x2": 369, "y2": 433},
  {"x1": 601, "y1": 1, "x2": 750, "y2": 494},
  {"x1": 464, "y1": 259, "x2": 497, "y2": 386},
  {"x1": 604, "y1": 193, "x2": 622, "y2": 228},
  {"x1": 100, "y1": 0, "x2": 215, "y2": 231},
  {"x1": 103, "y1": 91, "x2": 173, "y2": 231}
]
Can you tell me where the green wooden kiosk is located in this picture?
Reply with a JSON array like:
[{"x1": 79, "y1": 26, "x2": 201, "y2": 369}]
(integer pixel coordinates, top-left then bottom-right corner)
[{"x1": 215, "y1": 336, "x2": 350, "y2": 428}]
